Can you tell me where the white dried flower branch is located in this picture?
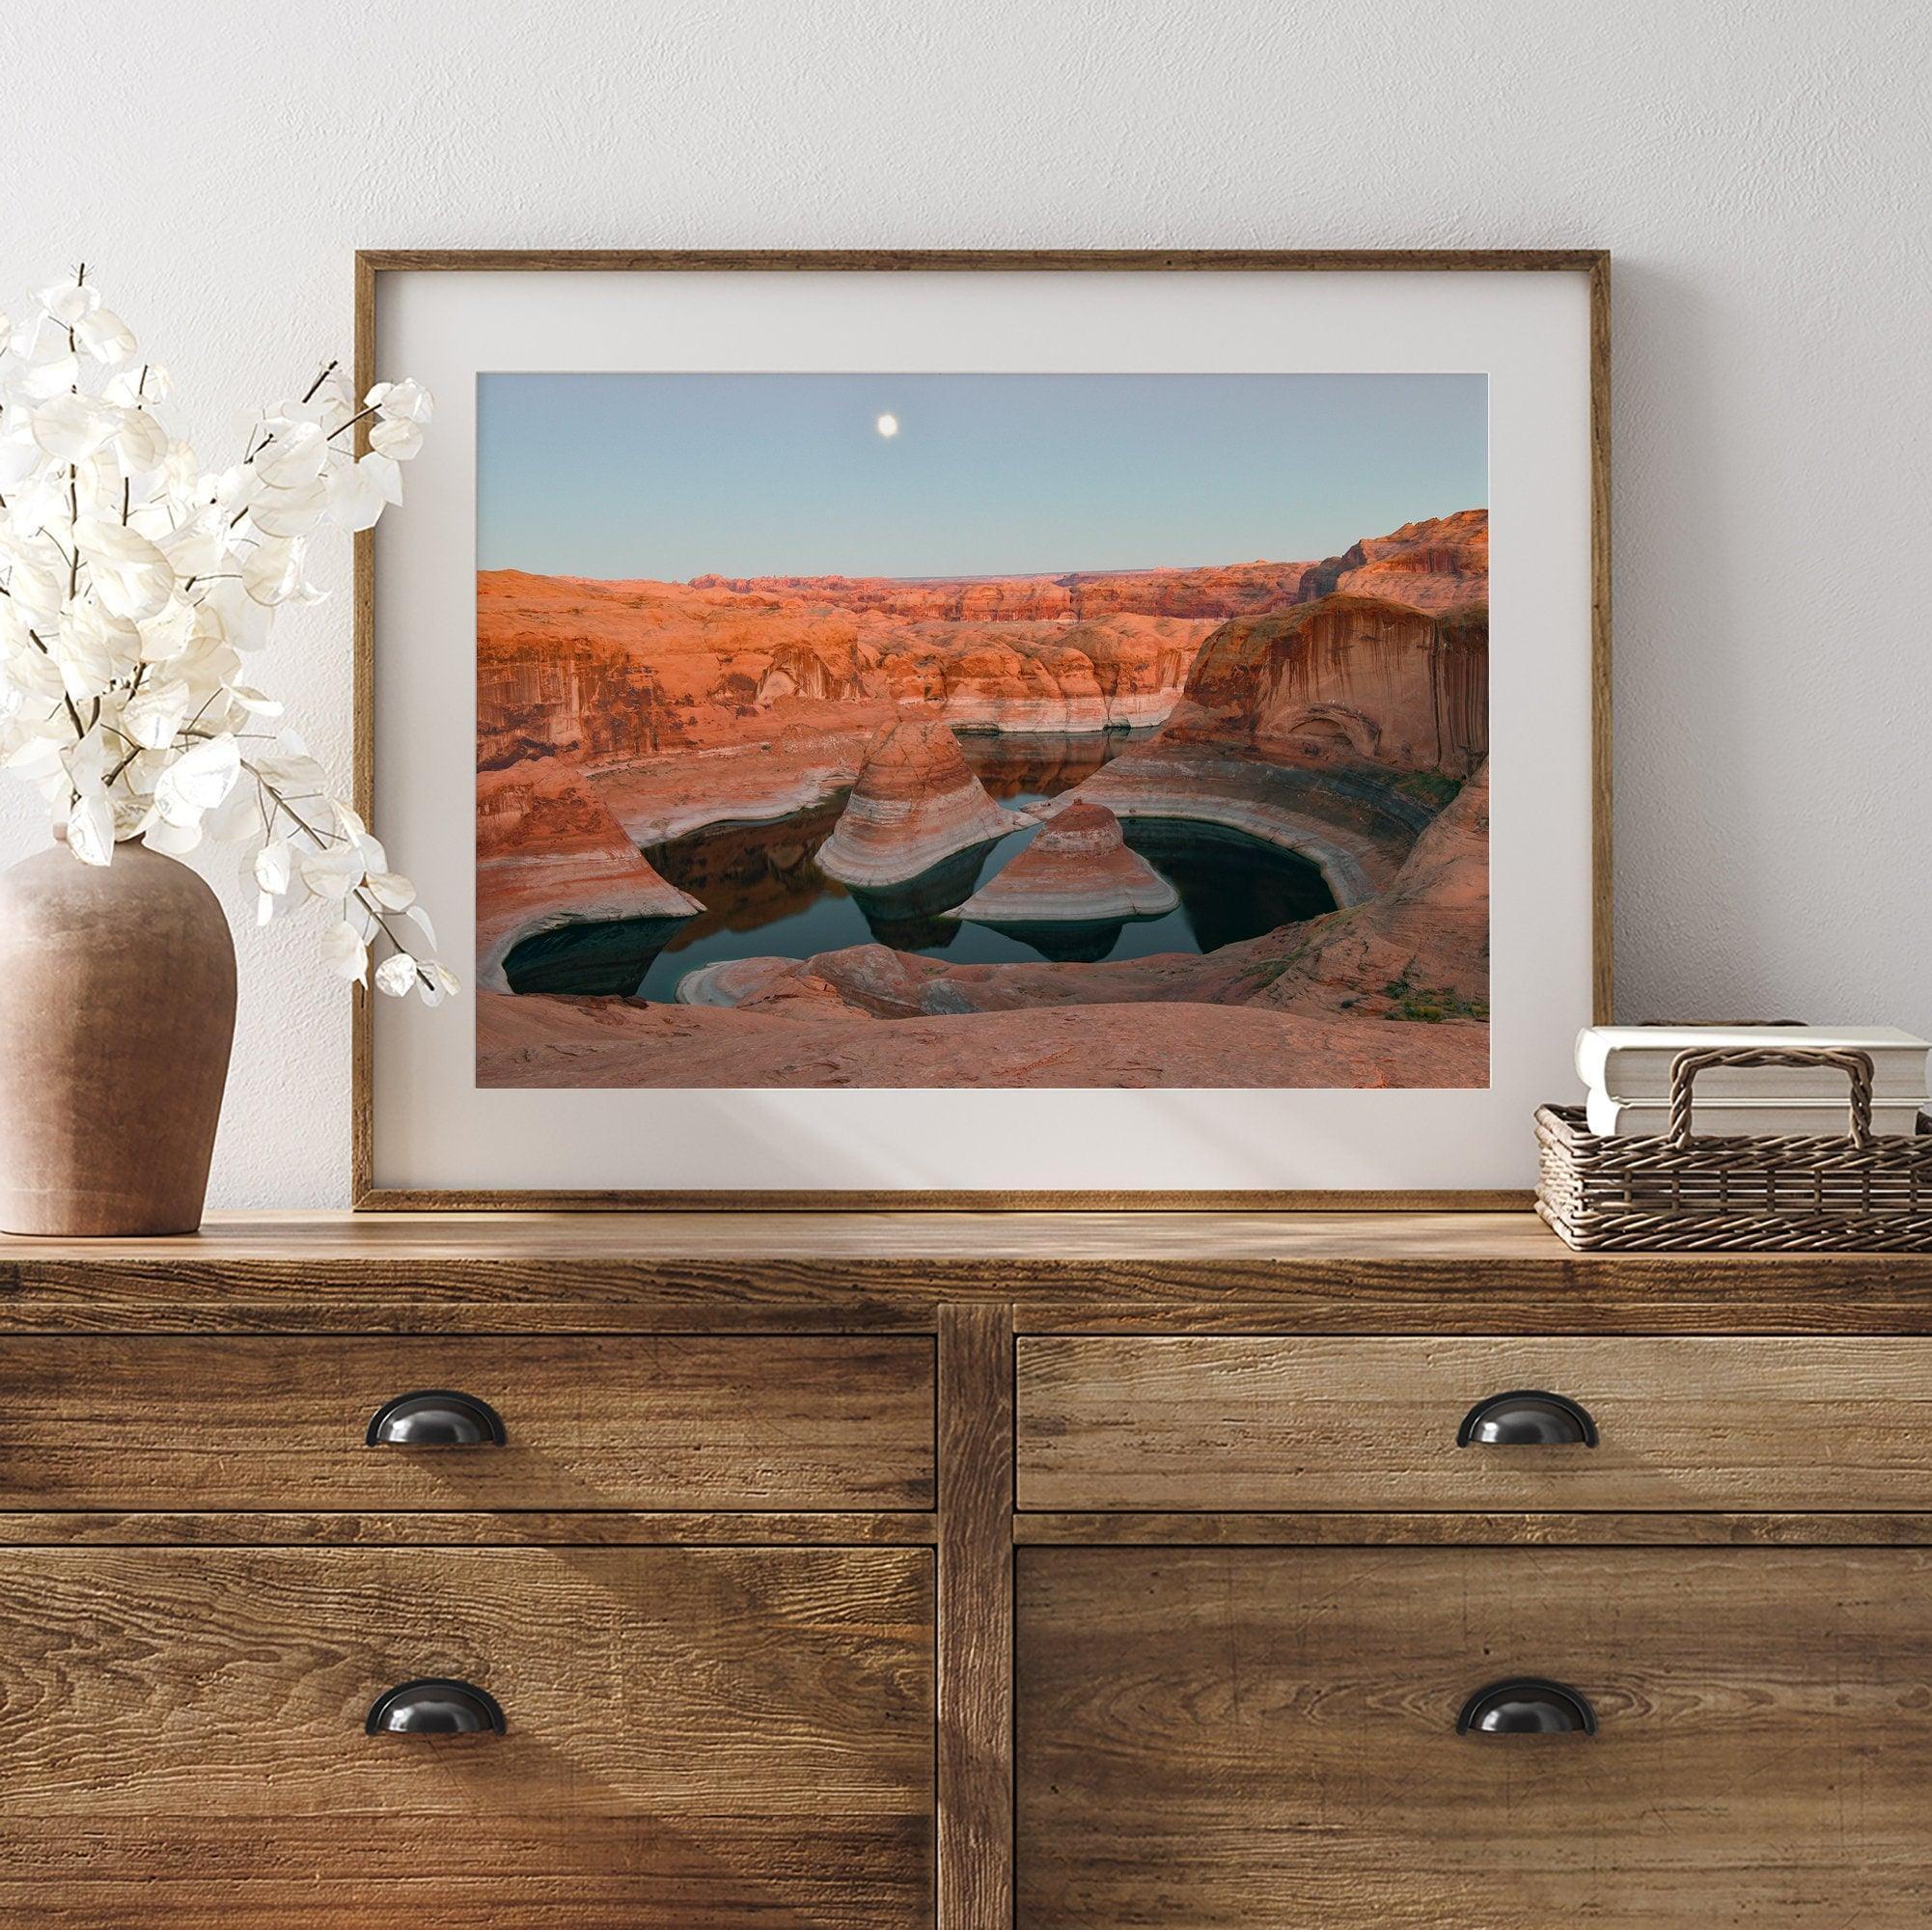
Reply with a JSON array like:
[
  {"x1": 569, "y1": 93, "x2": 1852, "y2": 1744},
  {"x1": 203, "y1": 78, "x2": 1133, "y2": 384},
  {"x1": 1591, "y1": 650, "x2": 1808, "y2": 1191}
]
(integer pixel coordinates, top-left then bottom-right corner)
[{"x1": 0, "y1": 266, "x2": 455, "y2": 1004}]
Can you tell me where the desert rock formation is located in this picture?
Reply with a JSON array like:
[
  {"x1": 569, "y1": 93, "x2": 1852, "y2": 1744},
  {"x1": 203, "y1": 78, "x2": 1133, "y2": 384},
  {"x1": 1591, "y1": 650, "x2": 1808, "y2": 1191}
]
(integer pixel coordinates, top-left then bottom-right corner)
[
  {"x1": 475, "y1": 763, "x2": 702, "y2": 992},
  {"x1": 1247, "y1": 758, "x2": 1489, "y2": 1026},
  {"x1": 952, "y1": 802, "x2": 1177, "y2": 925},
  {"x1": 1172, "y1": 593, "x2": 1488, "y2": 777},
  {"x1": 692, "y1": 561, "x2": 1315, "y2": 621},
  {"x1": 815, "y1": 721, "x2": 1023, "y2": 887},
  {"x1": 1067, "y1": 738, "x2": 1433, "y2": 905},
  {"x1": 477, "y1": 986, "x2": 1485, "y2": 1089},
  {"x1": 474, "y1": 507, "x2": 1491, "y2": 1086},
  {"x1": 478, "y1": 569, "x2": 1218, "y2": 772},
  {"x1": 1294, "y1": 509, "x2": 1489, "y2": 615}
]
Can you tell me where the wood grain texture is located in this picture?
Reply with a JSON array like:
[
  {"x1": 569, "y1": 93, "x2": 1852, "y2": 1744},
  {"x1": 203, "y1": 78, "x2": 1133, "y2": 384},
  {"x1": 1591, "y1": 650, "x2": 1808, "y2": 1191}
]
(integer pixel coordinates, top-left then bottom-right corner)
[
  {"x1": 1588, "y1": 250, "x2": 1614, "y2": 1022},
  {"x1": 350, "y1": 249, "x2": 377, "y2": 1205},
  {"x1": 938, "y1": 1305, "x2": 1014, "y2": 1930},
  {"x1": 354, "y1": 248, "x2": 1608, "y2": 1209},
  {"x1": 1014, "y1": 1510, "x2": 1932, "y2": 1546},
  {"x1": 0, "y1": 1509, "x2": 936, "y2": 1547},
  {"x1": 6, "y1": 1211, "x2": 1932, "y2": 1336},
  {"x1": 1017, "y1": 1545, "x2": 1932, "y2": 1927},
  {"x1": 357, "y1": 1187, "x2": 1534, "y2": 1213},
  {"x1": 0, "y1": 1333, "x2": 933, "y2": 1511},
  {"x1": 1017, "y1": 1335, "x2": 1932, "y2": 1512},
  {"x1": 0, "y1": 1545, "x2": 934, "y2": 1927},
  {"x1": 360, "y1": 249, "x2": 1612, "y2": 274}
]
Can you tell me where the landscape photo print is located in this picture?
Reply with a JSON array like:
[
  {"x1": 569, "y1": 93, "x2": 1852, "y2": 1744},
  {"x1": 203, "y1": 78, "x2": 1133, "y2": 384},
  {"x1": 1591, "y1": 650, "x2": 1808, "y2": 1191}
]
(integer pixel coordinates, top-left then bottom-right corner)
[{"x1": 475, "y1": 370, "x2": 1490, "y2": 1092}]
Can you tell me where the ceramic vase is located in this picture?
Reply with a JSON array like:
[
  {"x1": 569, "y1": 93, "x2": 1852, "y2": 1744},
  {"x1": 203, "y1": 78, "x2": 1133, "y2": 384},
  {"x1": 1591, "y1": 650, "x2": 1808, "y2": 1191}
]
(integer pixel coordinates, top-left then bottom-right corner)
[{"x1": 0, "y1": 841, "x2": 236, "y2": 1235}]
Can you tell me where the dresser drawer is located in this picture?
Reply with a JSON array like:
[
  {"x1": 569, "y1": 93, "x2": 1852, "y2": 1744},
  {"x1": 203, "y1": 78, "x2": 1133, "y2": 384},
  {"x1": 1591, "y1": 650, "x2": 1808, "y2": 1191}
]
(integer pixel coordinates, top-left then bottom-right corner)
[
  {"x1": 1016, "y1": 1335, "x2": 1932, "y2": 1511},
  {"x1": 1019, "y1": 1545, "x2": 1932, "y2": 1927},
  {"x1": 0, "y1": 1544, "x2": 932, "y2": 1927},
  {"x1": 0, "y1": 1335, "x2": 934, "y2": 1511}
]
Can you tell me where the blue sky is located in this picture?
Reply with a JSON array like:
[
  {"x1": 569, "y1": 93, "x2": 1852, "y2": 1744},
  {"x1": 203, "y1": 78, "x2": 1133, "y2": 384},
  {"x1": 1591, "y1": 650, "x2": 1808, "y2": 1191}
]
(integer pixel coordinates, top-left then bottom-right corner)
[{"x1": 477, "y1": 372, "x2": 1486, "y2": 581}]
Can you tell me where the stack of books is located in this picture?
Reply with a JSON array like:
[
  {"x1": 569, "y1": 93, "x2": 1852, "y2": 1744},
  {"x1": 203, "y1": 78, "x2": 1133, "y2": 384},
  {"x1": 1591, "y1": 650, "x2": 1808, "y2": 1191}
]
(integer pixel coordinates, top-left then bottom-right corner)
[{"x1": 1577, "y1": 1025, "x2": 1932, "y2": 1138}]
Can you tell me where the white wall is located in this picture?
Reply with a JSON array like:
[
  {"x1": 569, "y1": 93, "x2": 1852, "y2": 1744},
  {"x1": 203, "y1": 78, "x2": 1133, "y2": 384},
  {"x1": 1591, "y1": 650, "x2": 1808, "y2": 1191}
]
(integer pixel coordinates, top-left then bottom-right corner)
[{"x1": 6, "y1": 0, "x2": 1927, "y2": 1205}]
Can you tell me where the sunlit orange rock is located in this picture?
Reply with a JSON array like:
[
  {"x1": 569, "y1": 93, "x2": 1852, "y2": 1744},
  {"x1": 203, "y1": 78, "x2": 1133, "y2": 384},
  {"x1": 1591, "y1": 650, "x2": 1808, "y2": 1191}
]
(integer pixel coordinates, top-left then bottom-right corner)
[
  {"x1": 1295, "y1": 508, "x2": 1488, "y2": 614},
  {"x1": 475, "y1": 763, "x2": 702, "y2": 991},
  {"x1": 476, "y1": 986, "x2": 1486, "y2": 1089},
  {"x1": 1170, "y1": 593, "x2": 1487, "y2": 778}
]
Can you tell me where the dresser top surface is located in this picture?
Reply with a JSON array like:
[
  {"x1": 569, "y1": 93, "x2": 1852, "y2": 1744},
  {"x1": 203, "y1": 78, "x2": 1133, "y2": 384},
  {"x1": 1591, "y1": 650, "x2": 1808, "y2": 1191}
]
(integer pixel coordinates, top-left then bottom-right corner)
[
  {"x1": 7, "y1": 1208, "x2": 1587, "y2": 1265},
  {"x1": 3, "y1": 1212, "x2": 1926, "y2": 1336}
]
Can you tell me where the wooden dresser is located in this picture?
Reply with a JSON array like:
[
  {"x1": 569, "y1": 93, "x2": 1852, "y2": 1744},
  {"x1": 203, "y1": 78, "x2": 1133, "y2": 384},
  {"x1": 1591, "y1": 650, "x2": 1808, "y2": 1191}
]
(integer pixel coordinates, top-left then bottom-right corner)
[{"x1": 3, "y1": 1212, "x2": 1930, "y2": 1927}]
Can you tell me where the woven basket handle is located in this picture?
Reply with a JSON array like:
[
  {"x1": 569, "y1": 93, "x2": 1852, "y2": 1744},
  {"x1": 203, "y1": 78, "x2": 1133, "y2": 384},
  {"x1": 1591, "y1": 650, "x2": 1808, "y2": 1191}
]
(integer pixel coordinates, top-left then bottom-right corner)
[{"x1": 1666, "y1": 1046, "x2": 1876, "y2": 1149}]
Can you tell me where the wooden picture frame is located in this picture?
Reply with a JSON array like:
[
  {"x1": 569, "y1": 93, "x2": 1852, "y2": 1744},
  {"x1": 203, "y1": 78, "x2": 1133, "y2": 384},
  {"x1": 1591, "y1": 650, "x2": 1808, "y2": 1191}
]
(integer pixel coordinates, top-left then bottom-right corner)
[{"x1": 352, "y1": 249, "x2": 1610, "y2": 1211}]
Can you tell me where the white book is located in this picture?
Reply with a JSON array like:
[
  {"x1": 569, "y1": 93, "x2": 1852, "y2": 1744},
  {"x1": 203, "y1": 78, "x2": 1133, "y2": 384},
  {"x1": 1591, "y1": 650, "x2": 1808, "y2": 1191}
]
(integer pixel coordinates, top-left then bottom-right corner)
[
  {"x1": 1586, "y1": 1090, "x2": 1929, "y2": 1140},
  {"x1": 1577, "y1": 1026, "x2": 1932, "y2": 1104}
]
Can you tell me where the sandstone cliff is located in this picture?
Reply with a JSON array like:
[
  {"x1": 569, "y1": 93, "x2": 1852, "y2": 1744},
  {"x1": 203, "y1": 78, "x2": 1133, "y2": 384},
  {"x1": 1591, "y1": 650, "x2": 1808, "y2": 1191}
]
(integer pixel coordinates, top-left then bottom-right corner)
[
  {"x1": 1243, "y1": 758, "x2": 1489, "y2": 1026},
  {"x1": 475, "y1": 762, "x2": 703, "y2": 991},
  {"x1": 1169, "y1": 593, "x2": 1488, "y2": 778},
  {"x1": 1294, "y1": 508, "x2": 1488, "y2": 614},
  {"x1": 478, "y1": 569, "x2": 1215, "y2": 768}
]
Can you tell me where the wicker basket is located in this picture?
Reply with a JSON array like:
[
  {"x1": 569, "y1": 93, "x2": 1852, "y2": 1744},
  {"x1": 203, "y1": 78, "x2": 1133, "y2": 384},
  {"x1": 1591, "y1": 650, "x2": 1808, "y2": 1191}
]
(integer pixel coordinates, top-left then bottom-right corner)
[{"x1": 1536, "y1": 1046, "x2": 1932, "y2": 1252}]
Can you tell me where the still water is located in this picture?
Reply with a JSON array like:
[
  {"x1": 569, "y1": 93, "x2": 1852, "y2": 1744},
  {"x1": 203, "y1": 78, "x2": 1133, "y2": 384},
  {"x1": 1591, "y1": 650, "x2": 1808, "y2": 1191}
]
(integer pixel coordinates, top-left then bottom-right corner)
[{"x1": 503, "y1": 732, "x2": 1337, "y2": 1001}]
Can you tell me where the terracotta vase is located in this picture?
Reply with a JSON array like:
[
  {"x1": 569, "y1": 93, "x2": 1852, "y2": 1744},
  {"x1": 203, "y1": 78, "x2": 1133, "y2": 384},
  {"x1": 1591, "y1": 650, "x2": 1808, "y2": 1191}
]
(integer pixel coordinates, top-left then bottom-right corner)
[{"x1": 0, "y1": 841, "x2": 236, "y2": 1235}]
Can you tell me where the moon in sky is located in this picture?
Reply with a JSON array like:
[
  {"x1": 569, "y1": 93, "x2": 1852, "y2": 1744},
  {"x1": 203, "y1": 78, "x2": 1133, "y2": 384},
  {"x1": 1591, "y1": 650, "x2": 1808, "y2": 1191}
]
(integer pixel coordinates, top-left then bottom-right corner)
[{"x1": 875, "y1": 413, "x2": 899, "y2": 438}]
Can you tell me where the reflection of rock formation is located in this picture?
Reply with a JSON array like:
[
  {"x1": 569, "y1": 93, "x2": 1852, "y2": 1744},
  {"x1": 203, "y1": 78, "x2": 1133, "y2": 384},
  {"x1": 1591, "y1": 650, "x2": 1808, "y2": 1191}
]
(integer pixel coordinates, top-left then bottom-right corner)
[
  {"x1": 501, "y1": 915, "x2": 689, "y2": 998},
  {"x1": 847, "y1": 844, "x2": 993, "y2": 951},
  {"x1": 1173, "y1": 593, "x2": 1487, "y2": 778},
  {"x1": 475, "y1": 763, "x2": 702, "y2": 992},
  {"x1": 639, "y1": 795, "x2": 849, "y2": 939},
  {"x1": 675, "y1": 770, "x2": 1488, "y2": 1035},
  {"x1": 989, "y1": 920, "x2": 1129, "y2": 964},
  {"x1": 957, "y1": 729, "x2": 1137, "y2": 800},
  {"x1": 954, "y1": 803, "x2": 1176, "y2": 926},
  {"x1": 815, "y1": 722, "x2": 1023, "y2": 888}
]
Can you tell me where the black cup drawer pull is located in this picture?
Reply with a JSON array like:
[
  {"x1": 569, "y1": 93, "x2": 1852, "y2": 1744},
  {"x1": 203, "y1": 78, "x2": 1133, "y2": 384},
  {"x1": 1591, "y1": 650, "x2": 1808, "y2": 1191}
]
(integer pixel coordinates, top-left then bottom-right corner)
[
  {"x1": 1457, "y1": 1390, "x2": 1597, "y2": 1448},
  {"x1": 366, "y1": 1678, "x2": 507, "y2": 1736},
  {"x1": 365, "y1": 1390, "x2": 507, "y2": 1447},
  {"x1": 1457, "y1": 1678, "x2": 1596, "y2": 1736}
]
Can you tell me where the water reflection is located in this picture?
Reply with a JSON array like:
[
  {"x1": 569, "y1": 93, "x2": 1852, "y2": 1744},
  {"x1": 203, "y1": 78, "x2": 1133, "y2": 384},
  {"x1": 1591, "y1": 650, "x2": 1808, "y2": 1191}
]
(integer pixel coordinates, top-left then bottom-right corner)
[
  {"x1": 503, "y1": 730, "x2": 1339, "y2": 1002},
  {"x1": 502, "y1": 914, "x2": 694, "y2": 997},
  {"x1": 1120, "y1": 818, "x2": 1336, "y2": 951},
  {"x1": 977, "y1": 919, "x2": 1131, "y2": 964},
  {"x1": 957, "y1": 729, "x2": 1135, "y2": 800},
  {"x1": 846, "y1": 843, "x2": 1009, "y2": 951}
]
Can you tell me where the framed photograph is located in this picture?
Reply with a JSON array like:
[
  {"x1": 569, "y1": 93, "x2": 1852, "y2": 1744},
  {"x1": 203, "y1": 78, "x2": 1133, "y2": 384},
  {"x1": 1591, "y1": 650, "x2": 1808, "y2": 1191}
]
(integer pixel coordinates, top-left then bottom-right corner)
[{"x1": 355, "y1": 250, "x2": 1608, "y2": 1208}]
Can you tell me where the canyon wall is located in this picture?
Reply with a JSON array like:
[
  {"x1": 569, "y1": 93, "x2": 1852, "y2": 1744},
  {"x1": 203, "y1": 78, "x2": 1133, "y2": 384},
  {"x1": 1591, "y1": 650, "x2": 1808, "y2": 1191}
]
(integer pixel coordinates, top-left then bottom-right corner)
[
  {"x1": 1170, "y1": 593, "x2": 1489, "y2": 777},
  {"x1": 478, "y1": 510, "x2": 1488, "y2": 772},
  {"x1": 478, "y1": 569, "x2": 1216, "y2": 764},
  {"x1": 475, "y1": 761, "x2": 702, "y2": 990}
]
